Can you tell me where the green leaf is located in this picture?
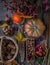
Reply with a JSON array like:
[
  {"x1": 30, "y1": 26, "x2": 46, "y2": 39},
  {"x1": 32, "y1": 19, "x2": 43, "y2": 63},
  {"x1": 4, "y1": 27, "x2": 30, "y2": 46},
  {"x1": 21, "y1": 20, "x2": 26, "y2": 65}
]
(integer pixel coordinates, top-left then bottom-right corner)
[{"x1": 35, "y1": 57, "x2": 43, "y2": 63}]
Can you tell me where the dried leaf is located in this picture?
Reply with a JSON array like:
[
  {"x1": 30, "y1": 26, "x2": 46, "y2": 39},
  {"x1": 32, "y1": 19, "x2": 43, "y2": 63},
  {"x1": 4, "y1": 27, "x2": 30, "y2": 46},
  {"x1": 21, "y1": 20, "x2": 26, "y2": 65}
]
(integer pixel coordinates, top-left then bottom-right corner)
[
  {"x1": 0, "y1": 23, "x2": 8, "y2": 28},
  {"x1": 22, "y1": 38, "x2": 28, "y2": 42},
  {"x1": 15, "y1": 36, "x2": 20, "y2": 41},
  {"x1": 18, "y1": 32, "x2": 23, "y2": 40},
  {"x1": 15, "y1": 32, "x2": 28, "y2": 42},
  {"x1": 15, "y1": 32, "x2": 23, "y2": 41}
]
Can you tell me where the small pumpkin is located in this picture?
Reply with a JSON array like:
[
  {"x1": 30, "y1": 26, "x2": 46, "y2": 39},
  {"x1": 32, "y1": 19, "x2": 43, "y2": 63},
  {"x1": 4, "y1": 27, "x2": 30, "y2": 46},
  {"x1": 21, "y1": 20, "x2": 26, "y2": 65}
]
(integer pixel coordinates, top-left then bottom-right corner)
[
  {"x1": 24, "y1": 19, "x2": 46, "y2": 38},
  {"x1": 13, "y1": 13, "x2": 23, "y2": 24}
]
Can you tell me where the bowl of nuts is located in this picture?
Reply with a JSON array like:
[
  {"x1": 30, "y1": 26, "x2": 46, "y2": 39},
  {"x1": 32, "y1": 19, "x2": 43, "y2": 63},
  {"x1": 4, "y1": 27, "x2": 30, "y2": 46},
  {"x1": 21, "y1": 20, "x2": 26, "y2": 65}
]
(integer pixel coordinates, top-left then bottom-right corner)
[{"x1": 0, "y1": 36, "x2": 18, "y2": 63}]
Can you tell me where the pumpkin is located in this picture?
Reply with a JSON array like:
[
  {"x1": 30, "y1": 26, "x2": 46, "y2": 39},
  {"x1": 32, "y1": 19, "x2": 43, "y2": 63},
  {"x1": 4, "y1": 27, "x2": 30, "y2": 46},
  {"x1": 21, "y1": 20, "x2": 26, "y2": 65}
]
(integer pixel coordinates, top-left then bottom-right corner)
[
  {"x1": 24, "y1": 19, "x2": 45, "y2": 38},
  {"x1": 13, "y1": 13, "x2": 23, "y2": 24}
]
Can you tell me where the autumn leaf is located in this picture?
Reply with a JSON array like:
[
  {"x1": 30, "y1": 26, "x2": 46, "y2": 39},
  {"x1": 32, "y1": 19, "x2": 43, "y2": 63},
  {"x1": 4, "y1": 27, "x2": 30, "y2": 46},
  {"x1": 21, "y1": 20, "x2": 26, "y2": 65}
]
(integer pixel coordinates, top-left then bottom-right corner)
[
  {"x1": 22, "y1": 38, "x2": 28, "y2": 42},
  {"x1": 0, "y1": 23, "x2": 8, "y2": 28},
  {"x1": 15, "y1": 32, "x2": 28, "y2": 42},
  {"x1": 19, "y1": 32, "x2": 23, "y2": 40},
  {"x1": 15, "y1": 32, "x2": 23, "y2": 40},
  {"x1": 15, "y1": 36, "x2": 19, "y2": 41}
]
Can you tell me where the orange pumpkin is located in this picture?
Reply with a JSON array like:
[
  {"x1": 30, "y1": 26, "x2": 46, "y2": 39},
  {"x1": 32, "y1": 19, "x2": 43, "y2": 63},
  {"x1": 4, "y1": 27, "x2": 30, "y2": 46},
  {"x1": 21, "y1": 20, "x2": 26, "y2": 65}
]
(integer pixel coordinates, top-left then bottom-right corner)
[{"x1": 13, "y1": 14, "x2": 23, "y2": 24}]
